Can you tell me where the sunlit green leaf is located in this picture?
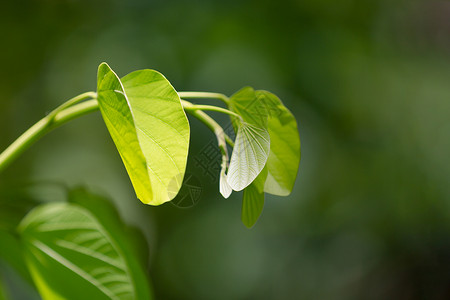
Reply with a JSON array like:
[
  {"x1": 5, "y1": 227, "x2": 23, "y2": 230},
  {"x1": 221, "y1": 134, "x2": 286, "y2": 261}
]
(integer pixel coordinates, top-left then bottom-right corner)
[
  {"x1": 227, "y1": 88, "x2": 270, "y2": 191},
  {"x1": 97, "y1": 63, "x2": 190, "y2": 205},
  {"x1": 242, "y1": 167, "x2": 267, "y2": 228},
  {"x1": 256, "y1": 91, "x2": 300, "y2": 196},
  {"x1": 18, "y1": 202, "x2": 152, "y2": 300},
  {"x1": 227, "y1": 87, "x2": 300, "y2": 196}
]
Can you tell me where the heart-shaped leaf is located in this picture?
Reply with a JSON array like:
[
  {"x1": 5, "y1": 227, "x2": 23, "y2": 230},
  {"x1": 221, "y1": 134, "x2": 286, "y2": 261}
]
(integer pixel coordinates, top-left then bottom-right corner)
[
  {"x1": 97, "y1": 63, "x2": 190, "y2": 205},
  {"x1": 226, "y1": 88, "x2": 270, "y2": 191},
  {"x1": 18, "y1": 202, "x2": 152, "y2": 300}
]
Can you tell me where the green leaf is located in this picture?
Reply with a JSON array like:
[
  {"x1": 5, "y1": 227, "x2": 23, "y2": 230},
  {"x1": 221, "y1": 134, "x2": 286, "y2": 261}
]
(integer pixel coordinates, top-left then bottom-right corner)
[
  {"x1": 241, "y1": 167, "x2": 267, "y2": 228},
  {"x1": 227, "y1": 88, "x2": 270, "y2": 191},
  {"x1": 227, "y1": 124, "x2": 270, "y2": 191},
  {"x1": 256, "y1": 91, "x2": 300, "y2": 196},
  {"x1": 97, "y1": 63, "x2": 190, "y2": 205},
  {"x1": 227, "y1": 87, "x2": 300, "y2": 196},
  {"x1": 18, "y1": 202, "x2": 152, "y2": 300},
  {"x1": 68, "y1": 187, "x2": 149, "y2": 268}
]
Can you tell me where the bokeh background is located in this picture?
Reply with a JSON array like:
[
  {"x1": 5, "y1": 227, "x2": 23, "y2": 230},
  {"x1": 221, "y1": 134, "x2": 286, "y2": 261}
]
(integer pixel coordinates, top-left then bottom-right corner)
[{"x1": 1, "y1": 0, "x2": 450, "y2": 299}]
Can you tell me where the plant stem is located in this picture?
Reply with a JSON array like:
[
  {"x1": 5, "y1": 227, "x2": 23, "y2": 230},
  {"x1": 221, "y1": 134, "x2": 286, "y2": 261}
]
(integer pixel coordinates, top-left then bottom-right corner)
[
  {"x1": 0, "y1": 98, "x2": 98, "y2": 173},
  {"x1": 48, "y1": 92, "x2": 97, "y2": 119},
  {"x1": 0, "y1": 92, "x2": 235, "y2": 174},
  {"x1": 178, "y1": 92, "x2": 230, "y2": 105},
  {"x1": 180, "y1": 100, "x2": 242, "y2": 121},
  {"x1": 181, "y1": 101, "x2": 235, "y2": 148}
]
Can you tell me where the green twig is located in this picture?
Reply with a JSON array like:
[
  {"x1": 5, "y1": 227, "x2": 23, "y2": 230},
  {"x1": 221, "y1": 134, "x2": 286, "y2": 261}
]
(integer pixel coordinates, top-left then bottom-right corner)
[
  {"x1": 0, "y1": 92, "x2": 235, "y2": 174},
  {"x1": 178, "y1": 92, "x2": 230, "y2": 105},
  {"x1": 181, "y1": 101, "x2": 234, "y2": 148},
  {"x1": 0, "y1": 97, "x2": 98, "y2": 173}
]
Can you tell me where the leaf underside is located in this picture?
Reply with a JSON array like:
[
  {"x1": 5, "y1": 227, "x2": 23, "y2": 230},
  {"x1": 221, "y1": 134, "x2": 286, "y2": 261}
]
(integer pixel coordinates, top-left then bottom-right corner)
[
  {"x1": 227, "y1": 123, "x2": 270, "y2": 191},
  {"x1": 227, "y1": 87, "x2": 270, "y2": 191}
]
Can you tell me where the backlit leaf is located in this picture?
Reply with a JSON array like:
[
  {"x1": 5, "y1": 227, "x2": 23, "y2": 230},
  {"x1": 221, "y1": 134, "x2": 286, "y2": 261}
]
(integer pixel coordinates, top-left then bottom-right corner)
[
  {"x1": 97, "y1": 63, "x2": 190, "y2": 205},
  {"x1": 227, "y1": 87, "x2": 300, "y2": 196},
  {"x1": 227, "y1": 123, "x2": 270, "y2": 191},
  {"x1": 227, "y1": 88, "x2": 270, "y2": 191}
]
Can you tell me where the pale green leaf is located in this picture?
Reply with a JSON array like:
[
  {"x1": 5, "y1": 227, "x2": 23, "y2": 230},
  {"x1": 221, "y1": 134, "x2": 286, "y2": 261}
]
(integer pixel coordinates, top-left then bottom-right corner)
[
  {"x1": 241, "y1": 167, "x2": 267, "y2": 228},
  {"x1": 227, "y1": 123, "x2": 270, "y2": 191},
  {"x1": 227, "y1": 88, "x2": 270, "y2": 191},
  {"x1": 227, "y1": 87, "x2": 300, "y2": 196},
  {"x1": 219, "y1": 163, "x2": 232, "y2": 198},
  {"x1": 256, "y1": 91, "x2": 300, "y2": 196},
  {"x1": 97, "y1": 63, "x2": 190, "y2": 205},
  {"x1": 18, "y1": 202, "x2": 152, "y2": 300}
]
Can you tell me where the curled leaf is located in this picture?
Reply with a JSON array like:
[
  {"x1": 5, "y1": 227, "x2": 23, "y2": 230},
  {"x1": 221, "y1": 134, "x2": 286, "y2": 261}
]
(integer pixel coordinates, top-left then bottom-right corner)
[{"x1": 97, "y1": 63, "x2": 190, "y2": 205}]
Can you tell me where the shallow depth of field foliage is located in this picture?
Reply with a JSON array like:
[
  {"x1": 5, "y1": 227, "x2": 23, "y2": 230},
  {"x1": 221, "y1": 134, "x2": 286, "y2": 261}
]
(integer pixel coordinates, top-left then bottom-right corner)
[{"x1": 1, "y1": 0, "x2": 450, "y2": 299}]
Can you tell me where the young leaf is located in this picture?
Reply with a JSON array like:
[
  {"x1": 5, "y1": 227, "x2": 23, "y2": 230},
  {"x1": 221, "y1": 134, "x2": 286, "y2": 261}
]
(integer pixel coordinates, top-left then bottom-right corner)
[
  {"x1": 18, "y1": 202, "x2": 152, "y2": 300},
  {"x1": 226, "y1": 88, "x2": 270, "y2": 191},
  {"x1": 241, "y1": 167, "x2": 267, "y2": 228},
  {"x1": 227, "y1": 123, "x2": 270, "y2": 191},
  {"x1": 256, "y1": 91, "x2": 300, "y2": 196},
  {"x1": 227, "y1": 87, "x2": 300, "y2": 196},
  {"x1": 219, "y1": 162, "x2": 232, "y2": 198},
  {"x1": 97, "y1": 63, "x2": 190, "y2": 205}
]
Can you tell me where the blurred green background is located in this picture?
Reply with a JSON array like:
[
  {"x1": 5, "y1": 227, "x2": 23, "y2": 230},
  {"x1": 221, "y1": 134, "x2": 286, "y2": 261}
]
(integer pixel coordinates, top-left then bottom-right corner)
[{"x1": 1, "y1": 0, "x2": 450, "y2": 299}]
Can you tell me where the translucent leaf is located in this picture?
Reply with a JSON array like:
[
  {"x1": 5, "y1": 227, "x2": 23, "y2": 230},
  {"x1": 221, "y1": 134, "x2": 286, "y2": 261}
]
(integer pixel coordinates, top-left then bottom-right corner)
[
  {"x1": 227, "y1": 87, "x2": 300, "y2": 196},
  {"x1": 18, "y1": 202, "x2": 152, "y2": 300},
  {"x1": 226, "y1": 123, "x2": 270, "y2": 191},
  {"x1": 226, "y1": 87, "x2": 270, "y2": 191},
  {"x1": 219, "y1": 165, "x2": 232, "y2": 198},
  {"x1": 97, "y1": 63, "x2": 190, "y2": 205}
]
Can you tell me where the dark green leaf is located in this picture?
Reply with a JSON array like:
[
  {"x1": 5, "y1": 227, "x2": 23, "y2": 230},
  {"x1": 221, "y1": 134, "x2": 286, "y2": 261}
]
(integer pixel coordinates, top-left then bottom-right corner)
[{"x1": 18, "y1": 202, "x2": 152, "y2": 300}]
